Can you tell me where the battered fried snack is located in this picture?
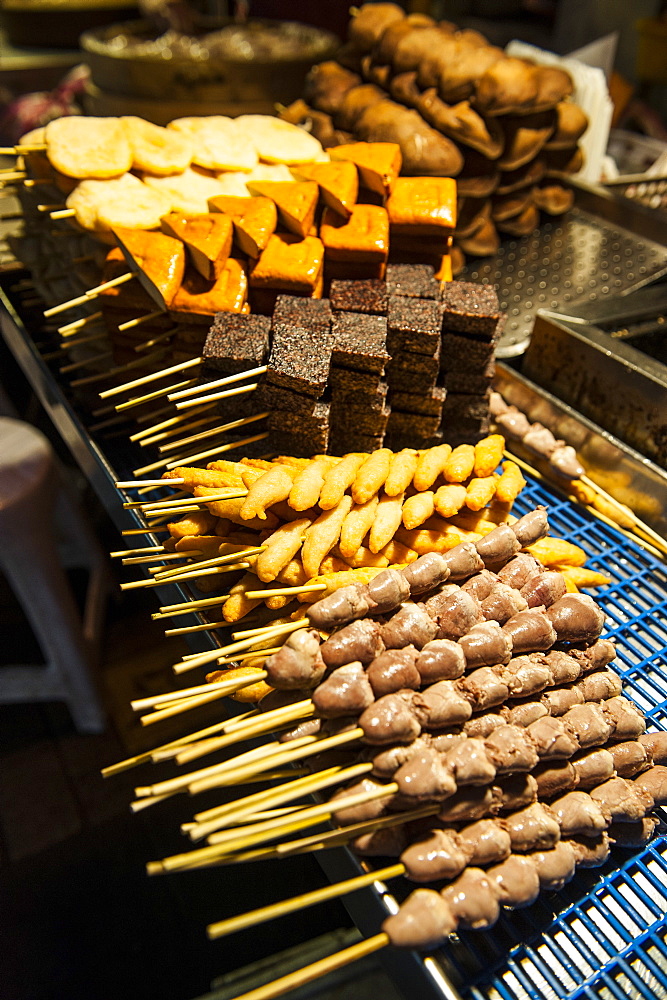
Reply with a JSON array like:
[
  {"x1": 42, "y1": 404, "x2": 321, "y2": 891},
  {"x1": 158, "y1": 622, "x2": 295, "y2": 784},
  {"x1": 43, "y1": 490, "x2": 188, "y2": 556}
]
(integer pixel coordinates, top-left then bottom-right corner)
[
  {"x1": 255, "y1": 518, "x2": 314, "y2": 582},
  {"x1": 235, "y1": 114, "x2": 325, "y2": 164},
  {"x1": 167, "y1": 509, "x2": 217, "y2": 539},
  {"x1": 121, "y1": 116, "x2": 193, "y2": 175},
  {"x1": 221, "y1": 666, "x2": 273, "y2": 703},
  {"x1": 444, "y1": 444, "x2": 476, "y2": 483},
  {"x1": 527, "y1": 537, "x2": 586, "y2": 568},
  {"x1": 473, "y1": 435, "x2": 505, "y2": 478},
  {"x1": 320, "y1": 453, "x2": 367, "y2": 509},
  {"x1": 339, "y1": 496, "x2": 380, "y2": 559},
  {"x1": 556, "y1": 567, "x2": 612, "y2": 589},
  {"x1": 165, "y1": 465, "x2": 244, "y2": 490},
  {"x1": 495, "y1": 461, "x2": 527, "y2": 504},
  {"x1": 385, "y1": 449, "x2": 418, "y2": 496},
  {"x1": 434, "y1": 484, "x2": 468, "y2": 518},
  {"x1": 352, "y1": 448, "x2": 393, "y2": 503},
  {"x1": 240, "y1": 465, "x2": 296, "y2": 521},
  {"x1": 402, "y1": 491, "x2": 435, "y2": 530},
  {"x1": 413, "y1": 445, "x2": 452, "y2": 491},
  {"x1": 466, "y1": 475, "x2": 499, "y2": 512},
  {"x1": 67, "y1": 174, "x2": 174, "y2": 235},
  {"x1": 288, "y1": 456, "x2": 337, "y2": 512},
  {"x1": 223, "y1": 572, "x2": 266, "y2": 622},
  {"x1": 370, "y1": 493, "x2": 405, "y2": 552},
  {"x1": 302, "y1": 495, "x2": 354, "y2": 579}
]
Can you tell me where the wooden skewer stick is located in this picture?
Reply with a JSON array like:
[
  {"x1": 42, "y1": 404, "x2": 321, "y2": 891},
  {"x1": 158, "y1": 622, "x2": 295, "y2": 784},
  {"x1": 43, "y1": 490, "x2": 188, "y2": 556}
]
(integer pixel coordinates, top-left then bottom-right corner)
[
  {"x1": 160, "y1": 429, "x2": 269, "y2": 473},
  {"x1": 123, "y1": 489, "x2": 245, "y2": 509},
  {"x1": 160, "y1": 411, "x2": 268, "y2": 457},
  {"x1": 117, "y1": 380, "x2": 203, "y2": 415},
  {"x1": 121, "y1": 527, "x2": 170, "y2": 535},
  {"x1": 153, "y1": 545, "x2": 264, "y2": 581},
  {"x1": 58, "y1": 311, "x2": 104, "y2": 335},
  {"x1": 129, "y1": 402, "x2": 211, "y2": 439},
  {"x1": 115, "y1": 479, "x2": 185, "y2": 489},
  {"x1": 119, "y1": 561, "x2": 250, "y2": 591},
  {"x1": 168, "y1": 365, "x2": 268, "y2": 402},
  {"x1": 134, "y1": 330, "x2": 175, "y2": 354},
  {"x1": 153, "y1": 594, "x2": 232, "y2": 617},
  {"x1": 118, "y1": 310, "x2": 165, "y2": 332},
  {"x1": 70, "y1": 348, "x2": 167, "y2": 388},
  {"x1": 174, "y1": 381, "x2": 260, "y2": 411},
  {"x1": 172, "y1": 619, "x2": 307, "y2": 675},
  {"x1": 99, "y1": 356, "x2": 201, "y2": 399},
  {"x1": 578, "y1": 473, "x2": 667, "y2": 554},
  {"x1": 122, "y1": 552, "x2": 194, "y2": 566},
  {"x1": 139, "y1": 414, "x2": 223, "y2": 449},
  {"x1": 164, "y1": 620, "x2": 227, "y2": 636},
  {"x1": 209, "y1": 863, "x2": 403, "y2": 940},
  {"x1": 244, "y1": 583, "x2": 326, "y2": 600},
  {"x1": 59, "y1": 350, "x2": 113, "y2": 374},
  {"x1": 50, "y1": 208, "x2": 76, "y2": 219},
  {"x1": 43, "y1": 272, "x2": 134, "y2": 317},
  {"x1": 139, "y1": 683, "x2": 241, "y2": 727},
  {"x1": 190, "y1": 761, "x2": 371, "y2": 841}
]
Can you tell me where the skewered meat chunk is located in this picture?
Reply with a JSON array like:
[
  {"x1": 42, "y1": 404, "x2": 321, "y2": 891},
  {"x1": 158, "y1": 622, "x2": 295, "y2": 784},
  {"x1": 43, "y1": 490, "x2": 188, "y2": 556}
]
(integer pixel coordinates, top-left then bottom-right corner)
[
  {"x1": 367, "y1": 647, "x2": 421, "y2": 696},
  {"x1": 531, "y1": 841, "x2": 577, "y2": 889},
  {"x1": 457, "y1": 819, "x2": 511, "y2": 865},
  {"x1": 523, "y1": 424, "x2": 558, "y2": 457},
  {"x1": 551, "y1": 791, "x2": 610, "y2": 836},
  {"x1": 484, "y1": 725, "x2": 540, "y2": 772},
  {"x1": 527, "y1": 716, "x2": 580, "y2": 759},
  {"x1": 504, "y1": 700, "x2": 549, "y2": 727},
  {"x1": 307, "y1": 583, "x2": 376, "y2": 629},
  {"x1": 633, "y1": 764, "x2": 667, "y2": 804},
  {"x1": 352, "y1": 824, "x2": 409, "y2": 857},
  {"x1": 510, "y1": 507, "x2": 549, "y2": 546},
  {"x1": 382, "y1": 888, "x2": 457, "y2": 949},
  {"x1": 503, "y1": 609, "x2": 557, "y2": 653},
  {"x1": 488, "y1": 855, "x2": 540, "y2": 908},
  {"x1": 264, "y1": 629, "x2": 325, "y2": 689},
  {"x1": 603, "y1": 697, "x2": 645, "y2": 741},
  {"x1": 544, "y1": 649, "x2": 582, "y2": 685},
  {"x1": 480, "y1": 583, "x2": 528, "y2": 624},
  {"x1": 464, "y1": 713, "x2": 507, "y2": 739},
  {"x1": 438, "y1": 784, "x2": 502, "y2": 822},
  {"x1": 401, "y1": 551, "x2": 451, "y2": 594},
  {"x1": 550, "y1": 445, "x2": 584, "y2": 479},
  {"x1": 442, "y1": 868, "x2": 501, "y2": 929},
  {"x1": 498, "y1": 553, "x2": 542, "y2": 589},
  {"x1": 442, "y1": 541, "x2": 484, "y2": 580},
  {"x1": 443, "y1": 738, "x2": 497, "y2": 786},
  {"x1": 546, "y1": 594, "x2": 606, "y2": 644},
  {"x1": 320, "y1": 618, "x2": 385, "y2": 667},
  {"x1": 475, "y1": 524, "x2": 521, "y2": 567},
  {"x1": 392, "y1": 748, "x2": 456, "y2": 802},
  {"x1": 496, "y1": 408, "x2": 532, "y2": 438},
  {"x1": 504, "y1": 803, "x2": 561, "y2": 852},
  {"x1": 382, "y1": 602, "x2": 438, "y2": 649},
  {"x1": 541, "y1": 685, "x2": 585, "y2": 716},
  {"x1": 563, "y1": 703, "x2": 615, "y2": 748},
  {"x1": 576, "y1": 669, "x2": 622, "y2": 702},
  {"x1": 429, "y1": 590, "x2": 483, "y2": 640},
  {"x1": 609, "y1": 741, "x2": 650, "y2": 778},
  {"x1": 462, "y1": 570, "x2": 501, "y2": 601},
  {"x1": 496, "y1": 773, "x2": 539, "y2": 811},
  {"x1": 590, "y1": 776, "x2": 654, "y2": 822},
  {"x1": 639, "y1": 731, "x2": 667, "y2": 763},
  {"x1": 568, "y1": 833, "x2": 611, "y2": 867},
  {"x1": 329, "y1": 776, "x2": 392, "y2": 825},
  {"x1": 459, "y1": 621, "x2": 513, "y2": 667},
  {"x1": 401, "y1": 828, "x2": 471, "y2": 882},
  {"x1": 415, "y1": 680, "x2": 473, "y2": 729},
  {"x1": 533, "y1": 760, "x2": 579, "y2": 798},
  {"x1": 570, "y1": 748, "x2": 616, "y2": 789},
  {"x1": 279, "y1": 718, "x2": 323, "y2": 742},
  {"x1": 520, "y1": 571, "x2": 567, "y2": 609},
  {"x1": 367, "y1": 567, "x2": 411, "y2": 612},
  {"x1": 415, "y1": 639, "x2": 466, "y2": 683},
  {"x1": 572, "y1": 638, "x2": 616, "y2": 672},
  {"x1": 312, "y1": 661, "x2": 374, "y2": 718},
  {"x1": 359, "y1": 690, "x2": 422, "y2": 744},
  {"x1": 609, "y1": 817, "x2": 659, "y2": 847},
  {"x1": 460, "y1": 666, "x2": 510, "y2": 711},
  {"x1": 369, "y1": 736, "x2": 432, "y2": 777},
  {"x1": 505, "y1": 654, "x2": 553, "y2": 697}
]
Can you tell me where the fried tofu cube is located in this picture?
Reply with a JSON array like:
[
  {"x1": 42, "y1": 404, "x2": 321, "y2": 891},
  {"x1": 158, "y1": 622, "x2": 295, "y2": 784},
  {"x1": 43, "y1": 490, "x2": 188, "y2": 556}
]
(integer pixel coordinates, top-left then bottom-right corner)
[
  {"x1": 208, "y1": 194, "x2": 278, "y2": 258},
  {"x1": 161, "y1": 212, "x2": 233, "y2": 280},
  {"x1": 320, "y1": 204, "x2": 389, "y2": 264},
  {"x1": 290, "y1": 160, "x2": 359, "y2": 219},
  {"x1": 170, "y1": 258, "x2": 248, "y2": 318},
  {"x1": 249, "y1": 233, "x2": 324, "y2": 293},
  {"x1": 246, "y1": 180, "x2": 319, "y2": 238},
  {"x1": 387, "y1": 176, "x2": 457, "y2": 235},
  {"x1": 329, "y1": 141, "x2": 402, "y2": 198},
  {"x1": 112, "y1": 227, "x2": 186, "y2": 308}
]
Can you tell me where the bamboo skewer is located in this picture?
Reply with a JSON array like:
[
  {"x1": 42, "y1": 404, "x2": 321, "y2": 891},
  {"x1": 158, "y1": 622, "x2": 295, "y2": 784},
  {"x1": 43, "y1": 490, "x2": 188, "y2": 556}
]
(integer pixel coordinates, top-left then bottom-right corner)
[
  {"x1": 159, "y1": 411, "x2": 269, "y2": 455},
  {"x1": 43, "y1": 272, "x2": 134, "y2": 317},
  {"x1": 123, "y1": 489, "x2": 246, "y2": 509},
  {"x1": 119, "y1": 561, "x2": 250, "y2": 590},
  {"x1": 168, "y1": 365, "x2": 268, "y2": 402},
  {"x1": 174, "y1": 382, "x2": 260, "y2": 411},
  {"x1": 159, "y1": 429, "x2": 269, "y2": 472},
  {"x1": 118, "y1": 310, "x2": 166, "y2": 332},
  {"x1": 58, "y1": 351, "x2": 113, "y2": 374},
  {"x1": 58, "y1": 311, "x2": 104, "y2": 335},
  {"x1": 153, "y1": 594, "x2": 232, "y2": 617},
  {"x1": 99, "y1": 356, "x2": 201, "y2": 399},
  {"x1": 117, "y1": 380, "x2": 202, "y2": 414},
  {"x1": 164, "y1": 620, "x2": 227, "y2": 636},
  {"x1": 139, "y1": 414, "x2": 224, "y2": 449},
  {"x1": 152, "y1": 546, "x2": 264, "y2": 581},
  {"x1": 70, "y1": 348, "x2": 168, "y2": 388}
]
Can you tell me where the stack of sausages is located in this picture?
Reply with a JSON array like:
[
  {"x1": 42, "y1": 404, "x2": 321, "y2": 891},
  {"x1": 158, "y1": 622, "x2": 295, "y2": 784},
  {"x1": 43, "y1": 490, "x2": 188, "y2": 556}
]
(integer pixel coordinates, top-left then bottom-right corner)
[
  {"x1": 285, "y1": 3, "x2": 588, "y2": 270},
  {"x1": 250, "y1": 506, "x2": 667, "y2": 946}
]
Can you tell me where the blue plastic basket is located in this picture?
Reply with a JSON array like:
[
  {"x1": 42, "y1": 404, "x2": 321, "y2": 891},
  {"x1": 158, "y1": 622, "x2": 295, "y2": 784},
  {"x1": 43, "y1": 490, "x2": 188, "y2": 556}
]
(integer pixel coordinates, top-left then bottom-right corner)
[{"x1": 444, "y1": 476, "x2": 667, "y2": 1000}]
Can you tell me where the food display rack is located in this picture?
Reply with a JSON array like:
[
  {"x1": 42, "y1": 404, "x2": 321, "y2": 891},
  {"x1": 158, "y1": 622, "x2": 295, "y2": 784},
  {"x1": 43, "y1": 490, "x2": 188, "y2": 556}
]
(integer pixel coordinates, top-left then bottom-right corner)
[{"x1": 2, "y1": 186, "x2": 667, "y2": 1000}]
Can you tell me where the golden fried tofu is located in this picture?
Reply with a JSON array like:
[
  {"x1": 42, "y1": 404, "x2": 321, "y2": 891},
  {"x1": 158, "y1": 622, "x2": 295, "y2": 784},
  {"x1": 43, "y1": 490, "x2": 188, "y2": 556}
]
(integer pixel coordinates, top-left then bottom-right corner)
[
  {"x1": 320, "y1": 203, "x2": 389, "y2": 264},
  {"x1": 169, "y1": 258, "x2": 248, "y2": 318},
  {"x1": 290, "y1": 160, "x2": 359, "y2": 219},
  {"x1": 249, "y1": 233, "x2": 324, "y2": 293},
  {"x1": 329, "y1": 141, "x2": 402, "y2": 198},
  {"x1": 208, "y1": 195, "x2": 278, "y2": 258},
  {"x1": 246, "y1": 180, "x2": 319, "y2": 238},
  {"x1": 386, "y1": 176, "x2": 457, "y2": 235},
  {"x1": 161, "y1": 212, "x2": 233, "y2": 280},
  {"x1": 112, "y1": 228, "x2": 186, "y2": 309}
]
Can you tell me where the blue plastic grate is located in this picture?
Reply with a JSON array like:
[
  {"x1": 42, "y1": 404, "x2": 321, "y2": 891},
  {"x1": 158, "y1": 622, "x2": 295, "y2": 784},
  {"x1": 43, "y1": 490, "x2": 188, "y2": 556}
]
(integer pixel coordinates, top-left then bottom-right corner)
[{"x1": 442, "y1": 474, "x2": 667, "y2": 1000}]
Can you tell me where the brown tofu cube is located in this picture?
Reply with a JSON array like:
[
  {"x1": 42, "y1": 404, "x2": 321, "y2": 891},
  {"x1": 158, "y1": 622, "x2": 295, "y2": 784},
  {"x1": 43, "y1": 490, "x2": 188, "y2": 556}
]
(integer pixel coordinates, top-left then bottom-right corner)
[{"x1": 320, "y1": 204, "x2": 389, "y2": 264}]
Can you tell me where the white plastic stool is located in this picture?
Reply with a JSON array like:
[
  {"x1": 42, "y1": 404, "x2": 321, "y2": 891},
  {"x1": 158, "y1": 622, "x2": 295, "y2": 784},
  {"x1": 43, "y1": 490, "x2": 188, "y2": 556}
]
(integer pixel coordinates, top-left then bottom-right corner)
[{"x1": 0, "y1": 416, "x2": 107, "y2": 733}]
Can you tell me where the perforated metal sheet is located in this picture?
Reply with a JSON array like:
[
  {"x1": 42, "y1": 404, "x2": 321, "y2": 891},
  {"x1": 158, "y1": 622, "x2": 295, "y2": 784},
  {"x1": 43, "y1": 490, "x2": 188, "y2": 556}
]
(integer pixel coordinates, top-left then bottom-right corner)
[{"x1": 461, "y1": 207, "x2": 667, "y2": 358}]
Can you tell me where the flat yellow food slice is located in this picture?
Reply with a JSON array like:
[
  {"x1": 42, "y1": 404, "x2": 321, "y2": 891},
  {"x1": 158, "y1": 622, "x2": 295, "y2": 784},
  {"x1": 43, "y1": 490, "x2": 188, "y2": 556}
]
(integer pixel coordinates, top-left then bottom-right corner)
[
  {"x1": 121, "y1": 116, "x2": 193, "y2": 176},
  {"x1": 66, "y1": 174, "x2": 172, "y2": 233},
  {"x1": 246, "y1": 180, "x2": 319, "y2": 237},
  {"x1": 112, "y1": 228, "x2": 186, "y2": 309},
  {"x1": 249, "y1": 233, "x2": 324, "y2": 292},
  {"x1": 329, "y1": 141, "x2": 402, "y2": 197},
  {"x1": 161, "y1": 212, "x2": 233, "y2": 280},
  {"x1": 167, "y1": 116, "x2": 257, "y2": 172},
  {"x1": 45, "y1": 116, "x2": 132, "y2": 179},
  {"x1": 235, "y1": 115, "x2": 325, "y2": 165},
  {"x1": 143, "y1": 166, "x2": 230, "y2": 215},
  {"x1": 208, "y1": 195, "x2": 278, "y2": 258},
  {"x1": 290, "y1": 160, "x2": 359, "y2": 219}
]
